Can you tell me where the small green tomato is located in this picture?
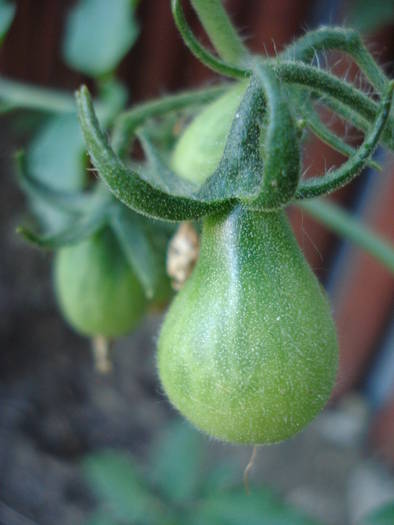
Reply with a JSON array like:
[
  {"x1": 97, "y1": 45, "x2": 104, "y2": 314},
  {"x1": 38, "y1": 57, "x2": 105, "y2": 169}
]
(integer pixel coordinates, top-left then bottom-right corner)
[
  {"x1": 54, "y1": 227, "x2": 147, "y2": 338},
  {"x1": 171, "y1": 81, "x2": 248, "y2": 184}
]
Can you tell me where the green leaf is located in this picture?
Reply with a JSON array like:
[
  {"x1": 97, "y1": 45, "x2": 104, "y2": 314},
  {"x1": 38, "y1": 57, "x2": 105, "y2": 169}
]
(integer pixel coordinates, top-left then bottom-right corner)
[
  {"x1": 189, "y1": 489, "x2": 322, "y2": 525},
  {"x1": 82, "y1": 450, "x2": 162, "y2": 524},
  {"x1": 201, "y1": 461, "x2": 242, "y2": 495},
  {"x1": 0, "y1": 1, "x2": 15, "y2": 44},
  {"x1": 110, "y1": 204, "x2": 163, "y2": 299},
  {"x1": 148, "y1": 420, "x2": 205, "y2": 504},
  {"x1": 362, "y1": 502, "x2": 394, "y2": 525},
  {"x1": 16, "y1": 151, "x2": 92, "y2": 216},
  {"x1": 63, "y1": 0, "x2": 139, "y2": 76},
  {"x1": 27, "y1": 113, "x2": 86, "y2": 232}
]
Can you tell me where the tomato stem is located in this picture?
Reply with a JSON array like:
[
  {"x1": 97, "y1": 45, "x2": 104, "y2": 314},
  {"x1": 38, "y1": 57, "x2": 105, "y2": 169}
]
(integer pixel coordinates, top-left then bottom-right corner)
[
  {"x1": 92, "y1": 336, "x2": 113, "y2": 374},
  {"x1": 188, "y1": 0, "x2": 247, "y2": 65}
]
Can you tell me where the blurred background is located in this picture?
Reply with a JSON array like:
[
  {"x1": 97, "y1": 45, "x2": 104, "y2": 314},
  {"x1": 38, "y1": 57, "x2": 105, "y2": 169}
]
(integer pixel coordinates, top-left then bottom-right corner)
[{"x1": 0, "y1": 1, "x2": 393, "y2": 524}]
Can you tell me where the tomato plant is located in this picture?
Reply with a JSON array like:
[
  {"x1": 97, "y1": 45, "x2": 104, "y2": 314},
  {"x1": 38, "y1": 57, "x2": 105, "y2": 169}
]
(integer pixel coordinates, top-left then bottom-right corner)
[
  {"x1": 6, "y1": 0, "x2": 394, "y2": 444},
  {"x1": 73, "y1": 0, "x2": 394, "y2": 444}
]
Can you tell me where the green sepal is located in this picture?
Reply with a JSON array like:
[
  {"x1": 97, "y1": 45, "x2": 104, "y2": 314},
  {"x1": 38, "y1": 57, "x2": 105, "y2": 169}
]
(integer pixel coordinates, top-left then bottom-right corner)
[
  {"x1": 243, "y1": 62, "x2": 300, "y2": 210},
  {"x1": 109, "y1": 203, "x2": 164, "y2": 299},
  {"x1": 195, "y1": 75, "x2": 264, "y2": 201},
  {"x1": 76, "y1": 85, "x2": 234, "y2": 221},
  {"x1": 294, "y1": 94, "x2": 382, "y2": 171},
  {"x1": 295, "y1": 80, "x2": 394, "y2": 199},
  {"x1": 282, "y1": 26, "x2": 387, "y2": 93},
  {"x1": 274, "y1": 61, "x2": 394, "y2": 151}
]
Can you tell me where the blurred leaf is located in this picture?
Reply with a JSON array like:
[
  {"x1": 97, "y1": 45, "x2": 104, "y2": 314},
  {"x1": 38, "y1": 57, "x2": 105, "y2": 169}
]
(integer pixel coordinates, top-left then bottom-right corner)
[
  {"x1": 189, "y1": 489, "x2": 323, "y2": 525},
  {"x1": 18, "y1": 198, "x2": 110, "y2": 249},
  {"x1": 201, "y1": 461, "x2": 242, "y2": 495},
  {"x1": 27, "y1": 113, "x2": 86, "y2": 231},
  {"x1": 110, "y1": 204, "x2": 163, "y2": 298},
  {"x1": 297, "y1": 199, "x2": 394, "y2": 273},
  {"x1": 63, "y1": 0, "x2": 139, "y2": 76},
  {"x1": 82, "y1": 450, "x2": 162, "y2": 524},
  {"x1": 84, "y1": 511, "x2": 120, "y2": 525},
  {"x1": 0, "y1": 0, "x2": 15, "y2": 44},
  {"x1": 148, "y1": 420, "x2": 205, "y2": 504},
  {"x1": 16, "y1": 150, "x2": 92, "y2": 216},
  {"x1": 362, "y1": 502, "x2": 394, "y2": 525},
  {"x1": 348, "y1": 0, "x2": 394, "y2": 34}
]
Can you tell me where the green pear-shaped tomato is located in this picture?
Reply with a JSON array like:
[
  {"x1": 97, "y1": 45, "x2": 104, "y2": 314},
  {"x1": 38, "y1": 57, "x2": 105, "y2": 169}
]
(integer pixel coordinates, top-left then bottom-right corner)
[
  {"x1": 54, "y1": 227, "x2": 147, "y2": 337},
  {"x1": 158, "y1": 206, "x2": 338, "y2": 444}
]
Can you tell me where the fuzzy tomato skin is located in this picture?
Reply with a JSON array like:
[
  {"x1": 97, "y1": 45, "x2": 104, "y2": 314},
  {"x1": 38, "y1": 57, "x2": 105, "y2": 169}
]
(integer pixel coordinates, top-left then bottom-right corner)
[
  {"x1": 157, "y1": 206, "x2": 338, "y2": 444},
  {"x1": 54, "y1": 228, "x2": 147, "y2": 338}
]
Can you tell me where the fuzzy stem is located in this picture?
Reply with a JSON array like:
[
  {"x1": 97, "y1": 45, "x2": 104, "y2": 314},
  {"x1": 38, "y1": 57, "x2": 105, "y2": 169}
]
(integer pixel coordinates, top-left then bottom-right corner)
[
  {"x1": 283, "y1": 26, "x2": 387, "y2": 94},
  {"x1": 298, "y1": 199, "x2": 394, "y2": 272},
  {"x1": 171, "y1": 0, "x2": 247, "y2": 78},
  {"x1": 189, "y1": 0, "x2": 247, "y2": 64}
]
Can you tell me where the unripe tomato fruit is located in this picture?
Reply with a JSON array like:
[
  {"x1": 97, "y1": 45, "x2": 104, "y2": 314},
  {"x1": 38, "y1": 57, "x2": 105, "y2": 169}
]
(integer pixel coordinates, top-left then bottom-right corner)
[
  {"x1": 171, "y1": 81, "x2": 248, "y2": 184},
  {"x1": 54, "y1": 227, "x2": 147, "y2": 337},
  {"x1": 158, "y1": 206, "x2": 338, "y2": 444}
]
